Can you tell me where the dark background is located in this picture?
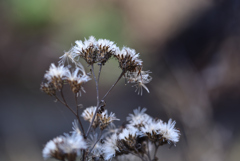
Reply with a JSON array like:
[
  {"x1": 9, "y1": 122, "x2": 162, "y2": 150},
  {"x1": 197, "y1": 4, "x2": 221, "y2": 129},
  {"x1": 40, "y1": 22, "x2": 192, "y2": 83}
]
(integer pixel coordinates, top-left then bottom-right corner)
[{"x1": 0, "y1": 0, "x2": 240, "y2": 161}]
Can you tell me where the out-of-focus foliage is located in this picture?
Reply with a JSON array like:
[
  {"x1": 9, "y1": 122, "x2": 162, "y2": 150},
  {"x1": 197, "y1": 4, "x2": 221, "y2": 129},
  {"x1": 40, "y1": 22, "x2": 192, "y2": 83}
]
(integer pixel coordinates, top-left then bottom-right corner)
[{"x1": 9, "y1": 0, "x2": 51, "y2": 27}]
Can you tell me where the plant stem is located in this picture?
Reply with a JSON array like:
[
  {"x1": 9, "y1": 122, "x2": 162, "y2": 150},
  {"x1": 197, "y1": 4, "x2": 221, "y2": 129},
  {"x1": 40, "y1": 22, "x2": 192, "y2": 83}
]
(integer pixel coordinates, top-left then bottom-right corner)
[
  {"x1": 97, "y1": 64, "x2": 102, "y2": 84},
  {"x1": 55, "y1": 92, "x2": 85, "y2": 138},
  {"x1": 146, "y1": 140, "x2": 152, "y2": 161},
  {"x1": 82, "y1": 151, "x2": 86, "y2": 161},
  {"x1": 55, "y1": 94, "x2": 77, "y2": 116},
  {"x1": 129, "y1": 151, "x2": 146, "y2": 161},
  {"x1": 101, "y1": 70, "x2": 125, "y2": 101},
  {"x1": 74, "y1": 94, "x2": 85, "y2": 136},
  {"x1": 91, "y1": 65, "x2": 100, "y2": 106},
  {"x1": 88, "y1": 130, "x2": 102, "y2": 155},
  {"x1": 153, "y1": 143, "x2": 159, "y2": 160},
  {"x1": 86, "y1": 70, "x2": 125, "y2": 137}
]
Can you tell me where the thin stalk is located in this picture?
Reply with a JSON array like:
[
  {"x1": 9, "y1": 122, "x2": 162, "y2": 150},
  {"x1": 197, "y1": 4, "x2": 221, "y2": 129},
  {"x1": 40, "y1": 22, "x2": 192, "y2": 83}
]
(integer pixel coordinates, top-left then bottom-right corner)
[
  {"x1": 74, "y1": 94, "x2": 85, "y2": 136},
  {"x1": 61, "y1": 90, "x2": 85, "y2": 136},
  {"x1": 91, "y1": 65, "x2": 100, "y2": 106},
  {"x1": 101, "y1": 70, "x2": 125, "y2": 101},
  {"x1": 82, "y1": 151, "x2": 86, "y2": 161},
  {"x1": 97, "y1": 64, "x2": 102, "y2": 84},
  {"x1": 86, "y1": 70, "x2": 125, "y2": 137},
  {"x1": 55, "y1": 92, "x2": 85, "y2": 137},
  {"x1": 129, "y1": 151, "x2": 146, "y2": 161},
  {"x1": 55, "y1": 94, "x2": 77, "y2": 116},
  {"x1": 56, "y1": 92, "x2": 87, "y2": 161},
  {"x1": 153, "y1": 142, "x2": 159, "y2": 160},
  {"x1": 146, "y1": 140, "x2": 152, "y2": 161}
]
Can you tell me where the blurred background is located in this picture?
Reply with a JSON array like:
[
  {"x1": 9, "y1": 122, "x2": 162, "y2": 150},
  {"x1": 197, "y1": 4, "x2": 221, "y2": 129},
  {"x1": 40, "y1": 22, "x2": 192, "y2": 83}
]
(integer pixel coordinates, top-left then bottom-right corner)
[{"x1": 0, "y1": 0, "x2": 240, "y2": 161}]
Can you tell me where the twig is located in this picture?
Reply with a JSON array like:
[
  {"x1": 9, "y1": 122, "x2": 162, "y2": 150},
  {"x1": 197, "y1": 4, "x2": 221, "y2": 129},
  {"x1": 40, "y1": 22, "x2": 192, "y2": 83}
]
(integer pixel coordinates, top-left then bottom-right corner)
[
  {"x1": 86, "y1": 70, "x2": 125, "y2": 137},
  {"x1": 91, "y1": 65, "x2": 100, "y2": 106},
  {"x1": 101, "y1": 70, "x2": 125, "y2": 101},
  {"x1": 82, "y1": 151, "x2": 86, "y2": 161},
  {"x1": 74, "y1": 94, "x2": 85, "y2": 136},
  {"x1": 129, "y1": 151, "x2": 146, "y2": 161},
  {"x1": 146, "y1": 139, "x2": 152, "y2": 161},
  {"x1": 97, "y1": 64, "x2": 102, "y2": 84},
  {"x1": 55, "y1": 94, "x2": 77, "y2": 116},
  {"x1": 153, "y1": 142, "x2": 159, "y2": 160}
]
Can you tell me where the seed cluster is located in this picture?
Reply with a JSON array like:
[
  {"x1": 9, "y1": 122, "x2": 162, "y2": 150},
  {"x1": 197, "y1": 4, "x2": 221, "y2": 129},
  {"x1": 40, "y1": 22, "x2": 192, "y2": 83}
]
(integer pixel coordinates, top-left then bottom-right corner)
[
  {"x1": 71, "y1": 36, "x2": 143, "y2": 73},
  {"x1": 57, "y1": 36, "x2": 151, "y2": 95},
  {"x1": 41, "y1": 63, "x2": 91, "y2": 97}
]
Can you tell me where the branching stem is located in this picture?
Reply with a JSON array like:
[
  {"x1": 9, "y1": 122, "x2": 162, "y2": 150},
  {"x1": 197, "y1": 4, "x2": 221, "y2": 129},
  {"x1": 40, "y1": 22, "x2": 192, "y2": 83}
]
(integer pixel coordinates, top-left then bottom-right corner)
[
  {"x1": 101, "y1": 70, "x2": 125, "y2": 101},
  {"x1": 55, "y1": 93, "x2": 76, "y2": 116},
  {"x1": 86, "y1": 70, "x2": 125, "y2": 137},
  {"x1": 129, "y1": 151, "x2": 146, "y2": 161}
]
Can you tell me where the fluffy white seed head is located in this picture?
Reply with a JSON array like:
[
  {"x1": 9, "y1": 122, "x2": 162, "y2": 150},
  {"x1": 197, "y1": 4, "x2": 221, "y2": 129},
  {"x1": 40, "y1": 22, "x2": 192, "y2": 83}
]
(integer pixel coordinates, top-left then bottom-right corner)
[
  {"x1": 42, "y1": 137, "x2": 60, "y2": 159},
  {"x1": 127, "y1": 107, "x2": 152, "y2": 127},
  {"x1": 88, "y1": 134, "x2": 103, "y2": 157},
  {"x1": 58, "y1": 50, "x2": 79, "y2": 66},
  {"x1": 126, "y1": 70, "x2": 152, "y2": 95},
  {"x1": 119, "y1": 127, "x2": 140, "y2": 140},
  {"x1": 160, "y1": 119, "x2": 180, "y2": 144},
  {"x1": 59, "y1": 134, "x2": 87, "y2": 154},
  {"x1": 141, "y1": 119, "x2": 163, "y2": 136},
  {"x1": 44, "y1": 63, "x2": 68, "y2": 81},
  {"x1": 81, "y1": 106, "x2": 97, "y2": 122},
  {"x1": 102, "y1": 133, "x2": 119, "y2": 160},
  {"x1": 71, "y1": 120, "x2": 81, "y2": 136},
  {"x1": 97, "y1": 39, "x2": 118, "y2": 52}
]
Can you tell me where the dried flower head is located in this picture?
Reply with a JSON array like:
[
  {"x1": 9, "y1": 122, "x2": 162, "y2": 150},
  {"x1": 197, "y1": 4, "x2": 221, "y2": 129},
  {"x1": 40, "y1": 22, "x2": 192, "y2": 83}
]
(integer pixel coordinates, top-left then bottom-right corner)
[
  {"x1": 102, "y1": 133, "x2": 120, "y2": 160},
  {"x1": 141, "y1": 119, "x2": 163, "y2": 142},
  {"x1": 40, "y1": 82, "x2": 56, "y2": 96},
  {"x1": 44, "y1": 63, "x2": 68, "y2": 90},
  {"x1": 160, "y1": 119, "x2": 180, "y2": 145},
  {"x1": 140, "y1": 118, "x2": 180, "y2": 146},
  {"x1": 96, "y1": 39, "x2": 118, "y2": 65},
  {"x1": 42, "y1": 134, "x2": 87, "y2": 161},
  {"x1": 59, "y1": 134, "x2": 87, "y2": 154},
  {"x1": 71, "y1": 36, "x2": 120, "y2": 66},
  {"x1": 59, "y1": 50, "x2": 78, "y2": 66},
  {"x1": 65, "y1": 67, "x2": 91, "y2": 96},
  {"x1": 81, "y1": 106, "x2": 97, "y2": 122},
  {"x1": 88, "y1": 134, "x2": 103, "y2": 158},
  {"x1": 114, "y1": 47, "x2": 143, "y2": 72},
  {"x1": 81, "y1": 106, "x2": 99, "y2": 128},
  {"x1": 72, "y1": 36, "x2": 98, "y2": 65},
  {"x1": 42, "y1": 136, "x2": 64, "y2": 160},
  {"x1": 71, "y1": 120, "x2": 81, "y2": 136},
  {"x1": 127, "y1": 107, "x2": 152, "y2": 128},
  {"x1": 98, "y1": 110, "x2": 120, "y2": 130},
  {"x1": 119, "y1": 127, "x2": 142, "y2": 150},
  {"x1": 125, "y1": 70, "x2": 152, "y2": 95}
]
